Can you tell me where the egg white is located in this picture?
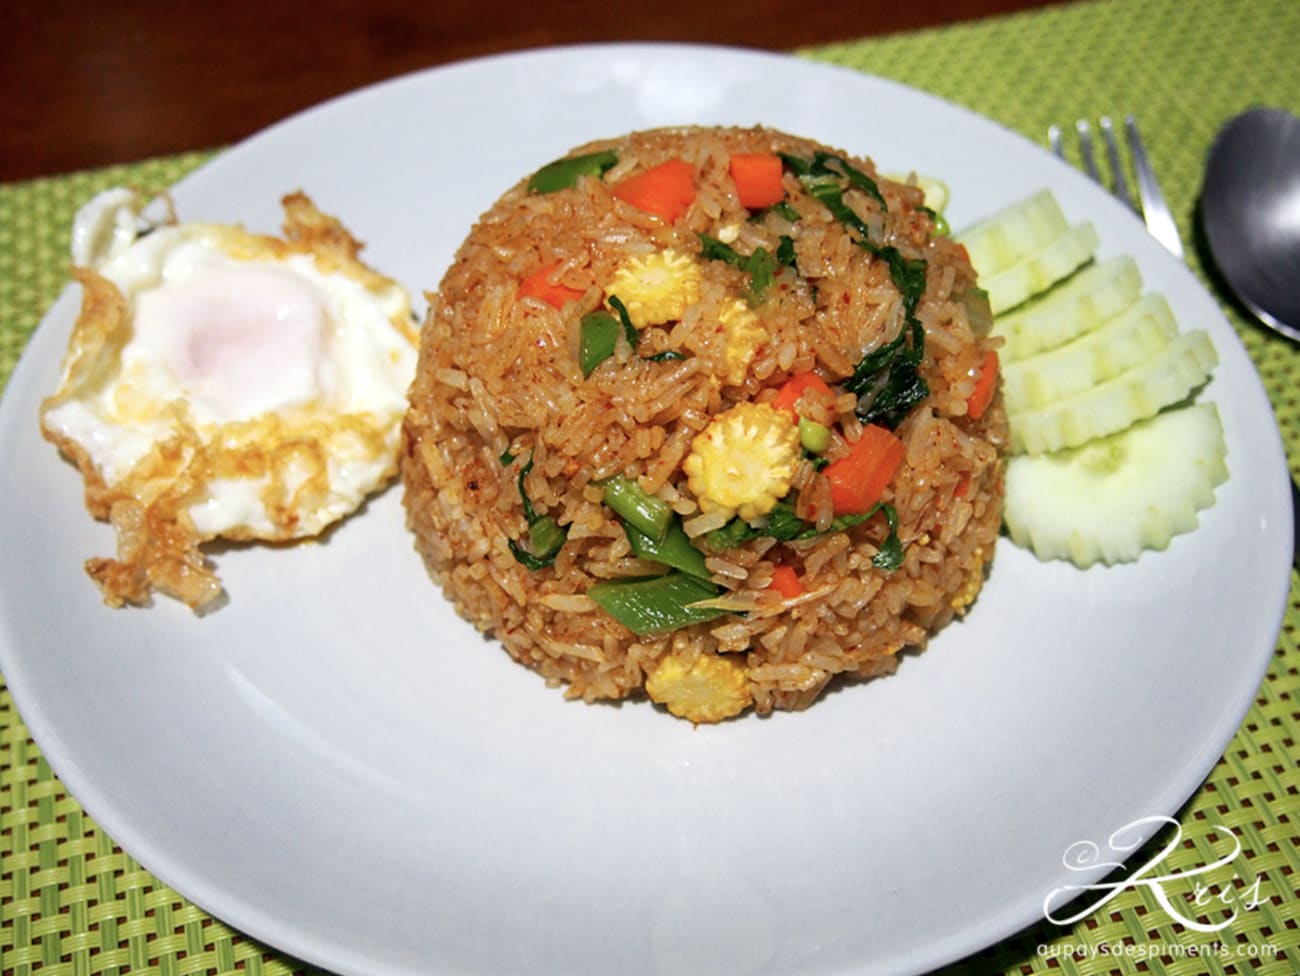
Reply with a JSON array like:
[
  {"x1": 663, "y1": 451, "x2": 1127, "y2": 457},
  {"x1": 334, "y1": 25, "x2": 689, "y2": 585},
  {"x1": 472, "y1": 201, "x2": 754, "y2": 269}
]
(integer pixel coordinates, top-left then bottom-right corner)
[{"x1": 41, "y1": 189, "x2": 419, "y2": 610}]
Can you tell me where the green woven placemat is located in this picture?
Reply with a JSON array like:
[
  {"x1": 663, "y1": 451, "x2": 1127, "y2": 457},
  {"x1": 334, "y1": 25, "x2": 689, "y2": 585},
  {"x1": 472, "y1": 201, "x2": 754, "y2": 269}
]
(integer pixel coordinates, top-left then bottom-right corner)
[{"x1": 2, "y1": 0, "x2": 1297, "y2": 973}]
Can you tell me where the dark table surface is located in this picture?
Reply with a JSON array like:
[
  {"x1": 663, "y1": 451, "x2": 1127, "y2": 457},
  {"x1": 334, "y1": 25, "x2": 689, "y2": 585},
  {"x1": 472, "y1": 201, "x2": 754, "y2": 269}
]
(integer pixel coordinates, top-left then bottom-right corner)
[{"x1": 3, "y1": 0, "x2": 1066, "y2": 183}]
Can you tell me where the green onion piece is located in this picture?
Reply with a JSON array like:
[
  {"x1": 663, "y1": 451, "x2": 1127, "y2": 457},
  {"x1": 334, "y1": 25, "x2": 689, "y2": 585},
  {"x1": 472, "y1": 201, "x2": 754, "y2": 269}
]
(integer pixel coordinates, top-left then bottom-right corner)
[
  {"x1": 798, "y1": 417, "x2": 831, "y2": 454},
  {"x1": 602, "y1": 475, "x2": 672, "y2": 543},
  {"x1": 529, "y1": 516, "x2": 567, "y2": 561},
  {"x1": 705, "y1": 517, "x2": 759, "y2": 553},
  {"x1": 509, "y1": 538, "x2": 556, "y2": 570},
  {"x1": 527, "y1": 150, "x2": 619, "y2": 194},
  {"x1": 579, "y1": 311, "x2": 620, "y2": 377},
  {"x1": 509, "y1": 453, "x2": 568, "y2": 569},
  {"x1": 643, "y1": 350, "x2": 687, "y2": 362},
  {"x1": 588, "y1": 572, "x2": 729, "y2": 634},
  {"x1": 625, "y1": 520, "x2": 710, "y2": 579},
  {"x1": 706, "y1": 501, "x2": 892, "y2": 554}
]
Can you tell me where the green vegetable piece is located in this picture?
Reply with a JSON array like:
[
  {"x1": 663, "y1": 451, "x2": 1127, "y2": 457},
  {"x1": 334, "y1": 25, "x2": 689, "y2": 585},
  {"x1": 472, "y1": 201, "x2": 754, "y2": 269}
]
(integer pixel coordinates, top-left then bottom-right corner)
[
  {"x1": 529, "y1": 516, "x2": 567, "y2": 561},
  {"x1": 643, "y1": 350, "x2": 687, "y2": 363},
  {"x1": 845, "y1": 318, "x2": 930, "y2": 429},
  {"x1": 698, "y1": 234, "x2": 781, "y2": 306},
  {"x1": 607, "y1": 294, "x2": 639, "y2": 347},
  {"x1": 625, "y1": 520, "x2": 710, "y2": 579},
  {"x1": 775, "y1": 234, "x2": 798, "y2": 269},
  {"x1": 527, "y1": 150, "x2": 618, "y2": 194},
  {"x1": 800, "y1": 174, "x2": 875, "y2": 241},
  {"x1": 602, "y1": 475, "x2": 672, "y2": 543},
  {"x1": 704, "y1": 501, "x2": 901, "y2": 570},
  {"x1": 516, "y1": 454, "x2": 541, "y2": 523},
  {"x1": 920, "y1": 205, "x2": 950, "y2": 238},
  {"x1": 588, "y1": 572, "x2": 728, "y2": 635},
  {"x1": 509, "y1": 453, "x2": 568, "y2": 569},
  {"x1": 705, "y1": 517, "x2": 759, "y2": 552},
  {"x1": 798, "y1": 417, "x2": 831, "y2": 454},
  {"x1": 509, "y1": 538, "x2": 555, "y2": 570},
  {"x1": 767, "y1": 200, "x2": 802, "y2": 223},
  {"x1": 869, "y1": 503, "x2": 904, "y2": 570},
  {"x1": 580, "y1": 311, "x2": 621, "y2": 376}
]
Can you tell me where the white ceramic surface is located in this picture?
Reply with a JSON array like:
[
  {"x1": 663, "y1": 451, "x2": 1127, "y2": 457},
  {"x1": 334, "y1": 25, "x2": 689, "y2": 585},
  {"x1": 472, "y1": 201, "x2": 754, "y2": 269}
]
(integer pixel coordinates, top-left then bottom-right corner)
[{"x1": 0, "y1": 43, "x2": 1290, "y2": 976}]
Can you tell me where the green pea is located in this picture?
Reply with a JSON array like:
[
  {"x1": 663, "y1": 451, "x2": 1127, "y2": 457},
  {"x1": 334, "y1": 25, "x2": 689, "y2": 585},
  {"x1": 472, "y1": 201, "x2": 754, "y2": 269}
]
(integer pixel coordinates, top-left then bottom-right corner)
[{"x1": 799, "y1": 417, "x2": 831, "y2": 454}]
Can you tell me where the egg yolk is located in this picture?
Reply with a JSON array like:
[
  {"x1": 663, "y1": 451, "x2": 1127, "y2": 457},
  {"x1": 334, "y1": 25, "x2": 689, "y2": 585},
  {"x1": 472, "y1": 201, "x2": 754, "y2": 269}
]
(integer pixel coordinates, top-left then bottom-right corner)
[{"x1": 129, "y1": 264, "x2": 332, "y2": 423}]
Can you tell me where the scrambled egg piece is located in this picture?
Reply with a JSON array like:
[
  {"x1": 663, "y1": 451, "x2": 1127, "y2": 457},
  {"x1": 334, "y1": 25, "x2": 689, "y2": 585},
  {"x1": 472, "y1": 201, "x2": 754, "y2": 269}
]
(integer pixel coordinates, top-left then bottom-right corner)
[
  {"x1": 683, "y1": 402, "x2": 800, "y2": 520},
  {"x1": 645, "y1": 650, "x2": 752, "y2": 723},
  {"x1": 719, "y1": 299, "x2": 769, "y2": 385},
  {"x1": 605, "y1": 249, "x2": 702, "y2": 328}
]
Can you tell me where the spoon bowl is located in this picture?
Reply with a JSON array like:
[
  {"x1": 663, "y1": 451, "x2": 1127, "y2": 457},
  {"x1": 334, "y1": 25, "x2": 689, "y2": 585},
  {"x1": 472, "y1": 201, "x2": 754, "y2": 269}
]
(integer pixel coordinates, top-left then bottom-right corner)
[{"x1": 1201, "y1": 107, "x2": 1300, "y2": 341}]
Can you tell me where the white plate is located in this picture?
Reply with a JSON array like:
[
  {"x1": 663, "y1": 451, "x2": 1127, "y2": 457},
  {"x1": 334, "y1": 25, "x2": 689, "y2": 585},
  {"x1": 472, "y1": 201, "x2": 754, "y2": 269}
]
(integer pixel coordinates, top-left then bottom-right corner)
[{"x1": 0, "y1": 44, "x2": 1290, "y2": 976}]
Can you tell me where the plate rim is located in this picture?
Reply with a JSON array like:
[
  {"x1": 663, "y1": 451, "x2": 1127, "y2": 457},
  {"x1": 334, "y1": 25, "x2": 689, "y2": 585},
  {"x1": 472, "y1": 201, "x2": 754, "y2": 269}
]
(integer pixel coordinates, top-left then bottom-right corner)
[{"x1": 0, "y1": 40, "x2": 1291, "y2": 976}]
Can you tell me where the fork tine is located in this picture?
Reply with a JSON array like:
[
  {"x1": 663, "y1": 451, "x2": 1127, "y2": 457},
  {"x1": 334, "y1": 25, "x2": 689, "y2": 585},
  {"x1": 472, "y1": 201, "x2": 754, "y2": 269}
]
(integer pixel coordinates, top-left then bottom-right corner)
[
  {"x1": 1099, "y1": 116, "x2": 1136, "y2": 212},
  {"x1": 1075, "y1": 120, "x2": 1102, "y2": 183},
  {"x1": 1124, "y1": 115, "x2": 1184, "y2": 259},
  {"x1": 1048, "y1": 123, "x2": 1065, "y2": 159}
]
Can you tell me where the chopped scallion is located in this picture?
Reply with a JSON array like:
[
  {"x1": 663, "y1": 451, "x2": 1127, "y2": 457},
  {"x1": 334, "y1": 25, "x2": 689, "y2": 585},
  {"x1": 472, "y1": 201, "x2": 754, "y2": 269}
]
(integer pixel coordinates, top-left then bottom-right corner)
[
  {"x1": 601, "y1": 475, "x2": 672, "y2": 543},
  {"x1": 625, "y1": 520, "x2": 710, "y2": 579},
  {"x1": 588, "y1": 572, "x2": 728, "y2": 635}
]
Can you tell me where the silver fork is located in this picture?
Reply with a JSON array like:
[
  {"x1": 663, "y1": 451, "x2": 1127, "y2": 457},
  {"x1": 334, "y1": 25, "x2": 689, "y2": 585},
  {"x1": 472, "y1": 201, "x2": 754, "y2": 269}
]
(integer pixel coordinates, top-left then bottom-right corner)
[{"x1": 1048, "y1": 115, "x2": 1183, "y2": 259}]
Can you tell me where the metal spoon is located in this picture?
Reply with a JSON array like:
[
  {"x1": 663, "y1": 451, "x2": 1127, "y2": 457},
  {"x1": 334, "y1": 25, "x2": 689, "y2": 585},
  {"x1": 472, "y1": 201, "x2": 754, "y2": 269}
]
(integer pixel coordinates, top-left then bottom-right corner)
[
  {"x1": 1201, "y1": 107, "x2": 1300, "y2": 341},
  {"x1": 1201, "y1": 107, "x2": 1300, "y2": 568}
]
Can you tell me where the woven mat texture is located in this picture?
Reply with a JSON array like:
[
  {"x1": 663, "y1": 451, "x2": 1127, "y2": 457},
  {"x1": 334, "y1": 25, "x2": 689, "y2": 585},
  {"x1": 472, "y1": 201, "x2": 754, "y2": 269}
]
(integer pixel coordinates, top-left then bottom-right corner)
[{"x1": 2, "y1": 0, "x2": 1297, "y2": 973}]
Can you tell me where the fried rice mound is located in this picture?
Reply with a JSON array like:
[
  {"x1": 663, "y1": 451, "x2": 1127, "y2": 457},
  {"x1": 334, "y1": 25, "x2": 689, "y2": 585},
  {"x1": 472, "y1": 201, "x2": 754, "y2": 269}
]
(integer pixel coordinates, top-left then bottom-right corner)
[{"x1": 401, "y1": 125, "x2": 1007, "y2": 722}]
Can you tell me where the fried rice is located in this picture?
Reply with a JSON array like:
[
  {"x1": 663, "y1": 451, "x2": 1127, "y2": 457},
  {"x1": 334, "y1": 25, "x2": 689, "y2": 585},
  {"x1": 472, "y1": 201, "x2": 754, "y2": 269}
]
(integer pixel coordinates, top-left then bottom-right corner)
[{"x1": 401, "y1": 125, "x2": 1007, "y2": 722}]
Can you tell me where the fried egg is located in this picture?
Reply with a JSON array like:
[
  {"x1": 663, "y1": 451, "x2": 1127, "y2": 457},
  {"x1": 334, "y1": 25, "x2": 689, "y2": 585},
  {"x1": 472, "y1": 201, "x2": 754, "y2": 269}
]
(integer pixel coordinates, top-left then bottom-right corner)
[{"x1": 41, "y1": 189, "x2": 419, "y2": 610}]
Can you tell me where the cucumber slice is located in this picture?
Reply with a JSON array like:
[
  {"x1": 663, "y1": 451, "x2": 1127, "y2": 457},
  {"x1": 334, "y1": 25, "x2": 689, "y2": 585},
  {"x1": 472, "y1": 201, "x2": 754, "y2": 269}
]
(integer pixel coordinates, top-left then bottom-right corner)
[
  {"x1": 1009, "y1": 330, "x2": 1218, "y2": 455},
  {"x1": 994, "y1": 256, "x2": 1144, "y2": 362},
  {"x1": 1002, "y1": 293, "x2": 1180, "y2": 414},
  {"x1": 1004, "y1": 403, "x2": 1228, "y2": 567},
  {"x1": 957, "y1": 188, "x2": 1069, "y2": 275},
  {"x1": 980, "y1": 222, "x2": 1100, "y2": 314}
]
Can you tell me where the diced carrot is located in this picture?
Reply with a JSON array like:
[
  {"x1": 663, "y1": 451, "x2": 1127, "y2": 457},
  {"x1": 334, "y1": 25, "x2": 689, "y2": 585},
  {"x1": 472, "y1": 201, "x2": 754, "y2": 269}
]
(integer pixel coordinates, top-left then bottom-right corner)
[
  {"x1": 773, "y1": 371, "x2": 833, "y2": 417},
  {"x1": 823, "y1": 424, "x2": 906, "y2": 515},
  {"x1": 729, "y1": 153, "x2": 785, "y2": 209},
  {"x1": 768, "y1": 564, "x2": 803, "y2": 599},
  {"x1": 953, "y1": 476, "x2": 971, "y2": 499},
  {"x1": 519, "y1": 261, "x2": 584, "y2": 310},
  {"x1": 611, "y1": 159, "x2": 696, "y2": 222},
  {"x1": 965, "y1": 349, "x2": 999, "y2": 420}
]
